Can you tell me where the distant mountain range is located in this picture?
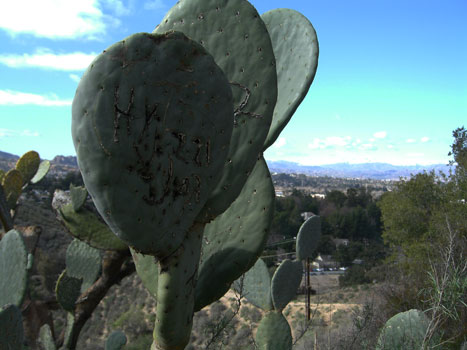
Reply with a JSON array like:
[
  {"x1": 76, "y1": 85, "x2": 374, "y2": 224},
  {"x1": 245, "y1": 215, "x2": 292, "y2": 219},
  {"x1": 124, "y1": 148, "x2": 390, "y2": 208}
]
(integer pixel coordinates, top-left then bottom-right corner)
[
  {"x1": 266, "y1": 160, "x2": 450, "y2": 180},
  {"x1": 0, "y1": 150, "x2": 450, "y2": 180}
]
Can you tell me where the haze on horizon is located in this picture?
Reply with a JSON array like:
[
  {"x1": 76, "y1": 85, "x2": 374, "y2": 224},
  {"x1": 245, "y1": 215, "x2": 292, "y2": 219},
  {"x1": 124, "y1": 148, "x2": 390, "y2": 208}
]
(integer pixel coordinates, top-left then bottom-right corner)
[{"x1": 0, "y1": 0, "x2": 465, "y2": 166}]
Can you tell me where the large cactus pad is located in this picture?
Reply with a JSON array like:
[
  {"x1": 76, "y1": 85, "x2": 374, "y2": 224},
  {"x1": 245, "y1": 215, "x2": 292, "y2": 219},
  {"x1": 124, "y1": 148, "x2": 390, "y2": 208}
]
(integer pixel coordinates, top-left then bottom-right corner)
[
  {"x1": 195, "y1": 156, "x2": 275, "y2": 310},
  {"x1": 0, "y1": 229, "x2": 28, "y2": 307},
  {"x1": 262, "y1": 8, "x2": 319, "y2": 150},
  {"x1": 256, "y1": 311, "x2": 292, "y2": 350},
  {"x1": 155, "y1": 0, "x2": 277, "y2": 221},
  {"x1": 72, "y1": 31, "x2": 233, "y2": 257}
]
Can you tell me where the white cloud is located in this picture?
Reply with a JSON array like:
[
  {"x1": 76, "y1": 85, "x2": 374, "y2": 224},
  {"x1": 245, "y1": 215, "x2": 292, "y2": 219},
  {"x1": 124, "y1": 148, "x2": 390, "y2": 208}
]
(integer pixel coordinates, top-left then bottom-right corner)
[
  {"x1": 406, "y1": 138, "x2": 416, "y2": 143},
  {"x1": 421, "y1": 137, "x2": 430, "y2": 143},
  {"x1": 0, "y1": 128, "x2": 40, "y2": 138},
  {"x1": 102, "y1": 0, "x2": 133, "y2": 16},
  {"x1": 69, "y1": 74, "x2": 82, "y2": 83},
  {"x1": 0, "y1": 0, "x2": 121, "y2": 39},
  {"x1": 387, "y1": 144, "x2": 394, "y2": 149},
  {"x1": 273, "y1": 137, "x2": 287, "y2": 148},
  {"x1": 359, "y1": 143, "x2": 377, "y2": 151},
  {"x1": 373, "y1": 131, "x2": 387, "y2": 139},
  {"x1": 0, "y1": 90, "x2": 72, "y2": 106},
  {"x1": 0, "y1": 49, "x2": 97, "y2": 71},
  {"x1": 308, "y1": 136, "x2": 352, "y2": 149},
  {"x1": 144, "y1": 0, "x2": 166, "y2": 10}
]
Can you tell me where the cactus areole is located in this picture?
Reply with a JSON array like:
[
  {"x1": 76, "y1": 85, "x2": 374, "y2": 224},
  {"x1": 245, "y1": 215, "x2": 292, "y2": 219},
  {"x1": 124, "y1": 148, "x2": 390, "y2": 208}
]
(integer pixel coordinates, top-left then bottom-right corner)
[{"x1": 72, "y1": 31, "x2": 234, "y2": 258}]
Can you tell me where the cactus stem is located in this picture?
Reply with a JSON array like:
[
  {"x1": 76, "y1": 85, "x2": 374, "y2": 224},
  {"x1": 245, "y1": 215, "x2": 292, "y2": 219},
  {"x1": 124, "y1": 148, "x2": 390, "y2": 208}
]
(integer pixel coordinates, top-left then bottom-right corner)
[{"x1": 152, "y1": 222, "x2": 204, "y2": 350}]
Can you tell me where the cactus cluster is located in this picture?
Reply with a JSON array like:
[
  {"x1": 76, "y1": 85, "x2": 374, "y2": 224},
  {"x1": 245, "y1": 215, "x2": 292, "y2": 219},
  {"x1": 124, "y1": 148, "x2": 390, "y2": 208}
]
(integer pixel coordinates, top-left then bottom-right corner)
[
  {"x1": 0, "y1": 150, "x2": 50, "y2": 232},
  {"x1": 70, "y1": 0, "x2": 318, "y2": 349},
  {"x1": 234, "y1": 215, "x2": 321, "y2": 350}
]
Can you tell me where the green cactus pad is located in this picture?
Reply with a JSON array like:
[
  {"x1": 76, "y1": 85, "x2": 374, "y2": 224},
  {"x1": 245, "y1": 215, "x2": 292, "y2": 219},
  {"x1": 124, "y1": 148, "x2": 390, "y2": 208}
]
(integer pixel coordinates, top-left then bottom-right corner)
[
  {"x1": 0, "y1": 169, "x2": 5, "y2": 184},
  {"x1": 233, "y1": 258, "x2": 272, "y2": 311},
  {"x1": 70, "y1": 184, "x2": 88, "y2": 212},
  {"x1": 72, "y1": 31, "x2": 233, "y2": 257},
  {"x1": 30, "y1": 160, "x2": 50, "y2": 184},
  {"x1": 66, "y1": 239, "x2": 102, "y2": 292},
  {"x1": 256, "y1": 311, "x2": 292, "y2": 350},
  {"x1": 55, "y1": 270, "x2": 82, "y2": 312},
  {"x1": 2, "y1": 169, "x2": 23, "y2": 209},
  {"x1": 130, "y1": 247, "x2": 158, "y2": 298},
  {"x1": 376, "y1": 309, "x2": 432, "y2": 350},
  {"x1": 0, "y1": 304, "x2": 24, "y2": 350},
  {"x1": 105, "y1": 330, "x2": 127, "y2": 350},
  {"x1": 38, "y1": 324, "x2": 57, "y2": 350},
  {"x1": 0, "y1": 229, "x2": 28, "y2": 307},
  {"x1": 59, "y1": 204, "x2": 128, "y2": 251},
  {"x1": 262, "y1": 9, "x2": 319, "y2": 150},
  {"x1": 155, "y1": 0, "x2": 277, "y2": 221},
  {"x1": 195, "y1": 156, "x2": 275, "y2": 311},
  {"x1": 16, "y1": 150, "x2": 41, "y2": 185},
  {"x1": 271, "y1": 259, "x2": 302, "y2": 311},
  {"x1": 296, "y1": 215, "x2": 321, "y2": 261}
]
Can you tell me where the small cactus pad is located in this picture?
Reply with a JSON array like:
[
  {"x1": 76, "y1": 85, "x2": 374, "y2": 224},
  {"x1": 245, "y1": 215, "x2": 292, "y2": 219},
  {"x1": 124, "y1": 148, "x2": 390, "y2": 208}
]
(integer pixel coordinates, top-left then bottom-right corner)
[
  {"x1": 70, "y1": 184, "x2": 88, "y2": 212},
  {"x1": 271, "y1": 259, "x2": 303, "y2": 311},
  {"x1": 377, "y1": 309, "x2": 431, "y2": 350},
  {"x1": 262, "y1": 9, "x2": 319, "y2": 150},
  {"x1": 59, "y1": 204, "x2": 128, "y2": 251},
  {"x1": 296, "y1": 215, "x2": 321, "y2": 261},
  {"x1": 66, "y1": 239, "x2": 102, "y2": 292},
  {"x1": 0, "y1": 229, "x2": 28, "y2": 307},
  {"x1": 2, "y1": 169, "x2": 23, "y2": 209},
  {"x1": 255, "y1": 311, "x2": 292, "y2": 350},
  {"x1": 30, "y1": 160, "x2": 50, "y2": 184},
  {"x1": 195, "y1": 157, "x2": 275, "y2": 311},
  {"x1": 55, "y1": 270, "x2": 82, "y2": 312},
  {"x1": 38, "y1": 324, "x2": 57, "y2": 350},
  {"x1": 16, "y1": 150, "x2": 40, "y2": 185},
  {"x1": 105, "y1": 330, "x2": 127, "y2": 350},
  {"x1": 0, "y1": 304, "x2": 24, "y2": 350},
  {"x1": 130, "y1": 247, "x2": 159, "y2": 298},
  {"x1": 233, "y1": 258, "x2": 272, "y2": 311},
  {"x1": 72, "y1": 31, "x2": 233, "y2": 257},
  {"x1": 155, "y1": 0, "x2": 278, "y2": 221}
]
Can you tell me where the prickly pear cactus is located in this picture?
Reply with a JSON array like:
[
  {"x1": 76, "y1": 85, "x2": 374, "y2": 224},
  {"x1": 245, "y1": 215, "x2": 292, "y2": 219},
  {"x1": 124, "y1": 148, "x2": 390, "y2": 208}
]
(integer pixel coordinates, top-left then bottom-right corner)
[
  {"x1": 256, "y1": 311, "x2": 293, "y2": 350},
  {"x1": 376, "y1": 309, "x2": 433, "y2": 350},
  {"x1": 261, "y1": 9, "x2": 319, "y2": 150},
  {"x1": 72, "y1": 31, "x2": 233, "y2": 257},
  {"x1": 38, "y1": 324, "x2": 57, "y2": 350},
  {"x1": 59, "y1": 203, "x2": 128, "y2": 251},
  {"x1": 155, "y1": 0, "x2": 278, "y2": 221},
  {"x1": 105, "y1": 330, "x2": 127, "y2": 350},
  {"x1": 55, "y1": 270, "x2": 82, "y2": 312},
  {"x1": 0, "y1": 229, "x2": 28, "y2": 307},
  {"x1": 2, "y1": 169, "x2": 23, "y2": 210},
  {"x1": 296, "y1": 215, "x2": 321, "y2": 260},
  {"x1": 66, "y1": 239, "x2": 101, "y2": 292},
  {"x1": 15, "y1": 150, "x2": 40, "y2": 185},
  {"x1": 0, "y1": 304, "x2": 24, "y2": 350},
  {"x1": 271, "y1": 259, "x2": 303, "y2": 312},
  {"x1": 70, "y1": 184, "x2": 88, "y2": 212}
]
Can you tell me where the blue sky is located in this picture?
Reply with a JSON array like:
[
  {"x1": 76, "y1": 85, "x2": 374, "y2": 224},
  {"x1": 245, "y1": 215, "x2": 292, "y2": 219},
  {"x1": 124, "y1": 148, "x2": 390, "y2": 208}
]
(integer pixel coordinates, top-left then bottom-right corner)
[{"x1": 0, "y1": 0, "x2": 465, "y2": 166}]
